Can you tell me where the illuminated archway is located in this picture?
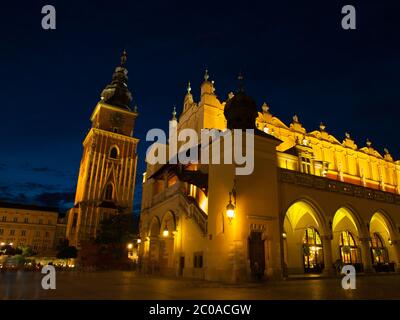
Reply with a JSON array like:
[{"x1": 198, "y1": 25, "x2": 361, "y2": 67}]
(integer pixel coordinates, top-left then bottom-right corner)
[
  {"x1": 159, "y1": 211, "x2": 176, "y2": 272},
  {"x1": 283, "y1": 200, "x2": 326, "y2": 274},
  {"x1": 332, "y1": 207, "x2": 362, "y2": 267},
  {"x1": 147, "y1": 216, "x2": 161, "y2": 271},
  {"x1": 370, "y1": 211, "x2": 398, "y2": 271}
]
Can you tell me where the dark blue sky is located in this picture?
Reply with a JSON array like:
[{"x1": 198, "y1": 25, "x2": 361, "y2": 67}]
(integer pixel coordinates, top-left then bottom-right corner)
[{"x1": 1, "y1": 0, "x2": 400, "y2": 213}]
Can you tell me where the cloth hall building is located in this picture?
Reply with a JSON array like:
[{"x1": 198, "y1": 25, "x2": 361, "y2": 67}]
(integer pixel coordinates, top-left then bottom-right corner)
[{"x1": 139, "y1": 71, "x2": 400, "y2": 282}]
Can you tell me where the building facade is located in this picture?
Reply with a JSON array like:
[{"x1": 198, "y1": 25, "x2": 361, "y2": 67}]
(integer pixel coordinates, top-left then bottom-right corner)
[
  {"x1": 66, "y1": 52, "x2": 139, "y2": 248},
  {"x1": 139, "y1": 72, "x2": 400, "y2": 282},
  {"x1": 0, "y1": 202, "x2": 58, "y2": 255}
]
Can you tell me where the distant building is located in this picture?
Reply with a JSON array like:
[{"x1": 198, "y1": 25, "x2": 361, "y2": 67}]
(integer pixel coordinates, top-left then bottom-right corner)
[
  {"x1": 66, "y1": 51, "x2": 139, "y2": 248},
  {"x1": 139, "y1": 72, "x2": 400, "y2": 282},
  {"x1": 54, "y1": 215, "x2": 67, "y2": 249},
  {"x1": 0, "y1": 202, "x2": 59, "y2": 255}
]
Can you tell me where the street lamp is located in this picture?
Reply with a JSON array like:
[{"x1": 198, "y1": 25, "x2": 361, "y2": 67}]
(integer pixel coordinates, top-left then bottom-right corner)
[
  {"x1": 137, "y1": 238, "x2": 142, "y2": 244},
  {"x1": 163, "y1": 225, "x2": 169, "y2": 237},
  {"x1": 226, "y1": 179, "x2": 237, "y2": 223},
  {"x1": 226, "y1": 193, "x2": 235, "y2": 221},
  {"x1": 127, "y1": 243, "x2": 133, "y2": 250}
]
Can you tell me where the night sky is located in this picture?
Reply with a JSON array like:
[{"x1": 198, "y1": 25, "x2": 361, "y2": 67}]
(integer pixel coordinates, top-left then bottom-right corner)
[{"x1": 1, "y1": 0, "x2": 400, "y2": 214}]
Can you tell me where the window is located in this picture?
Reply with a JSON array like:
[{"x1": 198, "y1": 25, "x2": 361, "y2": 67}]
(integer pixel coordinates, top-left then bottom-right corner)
[
  {"x1": 21, "y1": 230, "x2": 26, "y2": 236},
  {"x1": 45, "y1": 232, "x2": 50, "y2": 238},
  {"x1": 13, "y1": 217, "x2": 18, "y2": 222},
  {"x1": 193, "y1": 252, "x2": 203, "y2": 268},
  {"x1": 35, "y1": 231, "x2": 41, "y2": 237},
  {"x1": 339, "y1": 230, "x2": 359, "y2": 264},
  {"x1": 105, "y1": 184, "x2": 114, "y2": 201},
  {"x1": 0, "y1": 229, "x2": 3, "y2": 235},
  {"x1": 9, "y1": 230, "x2": 15, "y2": 236},
  {"x1": 303, "y1": 227, "x2": 324, "y2": 273},
  {"x1": 24, "y1": 217, "x2": 29, "y2": 223},
  {"x1": 370, "y1": 233, "x2": 388, "y2": 264},
  {"x1": 48, "y1": 220, "x2": 52, "y2": 225},
  {"x1": 109, "y1": 146, "x2": 119, "y2": 159},
  {"x1": 39, "y1": 219, "x2": 43, "y2": 224},
  {"x1": 301, "y1": 157, "x2": 312, "y2": 174},
  {"x1": 2, "y1": 216, "x2": 6, "y2": 222}
]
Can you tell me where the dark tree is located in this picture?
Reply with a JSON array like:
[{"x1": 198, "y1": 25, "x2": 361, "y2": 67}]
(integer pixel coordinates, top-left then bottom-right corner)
[
  {"x1": 56, "y1": 239, "x2": 78, "y2": 259},
  {"x1": 96, "y1": 213, "x2": 136, "y2": 245}
]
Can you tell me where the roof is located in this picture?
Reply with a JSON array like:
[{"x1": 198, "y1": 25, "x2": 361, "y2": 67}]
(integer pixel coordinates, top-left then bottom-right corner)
[{"x1": 0, "y1": 201, "x2": 59, "y2": 213}]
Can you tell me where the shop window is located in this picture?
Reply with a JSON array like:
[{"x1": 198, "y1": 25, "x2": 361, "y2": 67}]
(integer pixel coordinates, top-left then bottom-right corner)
[
  {"x1": 370, "y1": 232, "x2": 388, "y2": 264},
  {"x1": 339, "y1": 230, "x2": 359, "y2": 264},
  {"x1": 303, "y1": 227, "x2": 324, "y2": 273}
]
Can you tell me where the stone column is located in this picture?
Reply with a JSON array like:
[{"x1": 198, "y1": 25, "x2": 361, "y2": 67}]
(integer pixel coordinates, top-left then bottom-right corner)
[
  {"x1": 322, "y1": 234, "x2": 335, "y2": 276},
  {"x1": 391, "y1": 240, "x2": 400, "y2": 272},
  {"x1": 359, "y1": 237, "x2": 374, "y2": 273}
]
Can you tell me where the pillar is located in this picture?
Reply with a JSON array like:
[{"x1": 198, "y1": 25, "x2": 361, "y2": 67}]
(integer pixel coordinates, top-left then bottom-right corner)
[
  {"x1": 359, "y1": 237, "x2": 374, "y2": 273},
  {"x1": 391, "y1": 239, "x2": 400, "y2": 272},
  {"x1": 322, "y1": 234, "x2": 335, "y2": 276}
]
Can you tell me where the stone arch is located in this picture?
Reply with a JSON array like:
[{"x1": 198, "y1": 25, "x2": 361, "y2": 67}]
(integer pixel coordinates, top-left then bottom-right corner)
[
  {"x1": 283, "y1": 198, "x2": 327, "y2": 233},
  {"x1": 282, "y1": 199, "x2": 327, "y2": 275},
  {"x1": 370, "y1": 210, "x2": 399, "y2": 268},
  {"x1": 160, "y1": 210, "x2": 176, "y2": 234},
  {"x1": 369, "y1": 209, "x2": 397, "y2": 238},
  {"x1": 332, "y1": 205, "x2": 364, "y2": 236},
  {"x1": 332, "y1": 206, "x2": 364, "y2": 268},
  {"x1": 148, "y1": 215, "x2": 161, "y2": 237},
  {"x1": 159, "y1": 211, "x2": 176, "y2": 273}
]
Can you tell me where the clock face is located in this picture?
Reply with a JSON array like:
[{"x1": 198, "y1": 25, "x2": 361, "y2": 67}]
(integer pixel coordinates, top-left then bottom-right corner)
[{"x1": 110, "y1": 112, "x2": 125, "y2": 127}]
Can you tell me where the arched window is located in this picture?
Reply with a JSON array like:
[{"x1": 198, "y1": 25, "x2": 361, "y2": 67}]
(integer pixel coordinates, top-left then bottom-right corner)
[
  {"x1": 339, "y1": 230, "x2": 359, "y2": 264},
  {"x1": 370, "y1": 233, "x2": 388, "y2": 264},
  {"x1": 109, "y1": 146, "x2": 118, "y2": 159},
  {"x1": 302, "y1": 227, "x2": 324, "y2": 273},
  {"x1": 105, "y1": 184, "x2": 114, "y2": 201}
]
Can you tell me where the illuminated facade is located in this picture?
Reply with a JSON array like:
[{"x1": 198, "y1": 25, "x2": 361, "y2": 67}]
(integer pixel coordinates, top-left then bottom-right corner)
[
  {"x1": 139, "y1": 72, "x2": 400, "y2": 281},
  {"x1": 0, "y1": 202, "x2": 58, "y2": 255},
  {"x1": 66, "y1": 52, "x2": 139, "y2": 248}
]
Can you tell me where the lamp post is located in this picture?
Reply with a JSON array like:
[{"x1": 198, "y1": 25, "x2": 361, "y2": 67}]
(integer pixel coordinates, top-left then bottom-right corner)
[
  {"x1": 163, "y1": 225, "x2": 169, "y2": 238},
  {"x1": 226, "y1": 179, "x2": 237, "y2": 223},
  {"x1": 226, "y1": 192, "x2": 235, "y2": 223}
]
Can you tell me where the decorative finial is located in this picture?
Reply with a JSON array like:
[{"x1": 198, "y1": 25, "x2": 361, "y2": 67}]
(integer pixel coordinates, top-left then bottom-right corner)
[
  {"x1": 293, "y1": 114, "x2": 299, "y2": 123},
  {"x1": 319, "y1": 122, "x2": 326, "y2": 131},
  {"x1": 120, "y1": 50, "x2": 127, "y2": 67},
  {"x1": 345, "y1": 132, "x2": 350, "y2": 139},
  {"x1": 262, "y1": 102, "x2": 269, "y2": 113},
  {"x1": 384, "y1": 147, "x2": 389, "y2": 155},
  {"x1": 187, "y1": 81, "x2": 191, "y2": 94},
  {"x1": 134, "y1": 104, "x2": 138, "y2": 113},
  {"x1": 172, "y1": 105, "x2": 177, "y2": 120},
  {"x1": 237, "y1": 72, "x2": 244, "y2": 92},
  {"x1": 204, "y1": 69, "x2": 209, "y2": 81},
  {"x1": 228, "y1": 92, "x2": 234, "y2": 99},
  {"x1": 366, "y1": 138, "x2": 372, "y2": 147}
]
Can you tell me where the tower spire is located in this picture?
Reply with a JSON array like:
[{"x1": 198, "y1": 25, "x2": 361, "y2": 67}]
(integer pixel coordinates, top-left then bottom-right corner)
[
  {"x1": 237, "y1": 72, "x2": 245, "y2": 93},
  {"x1": 204, "y1": 69, "x2": 209, "y2": 82},
  {"x1": 172, "y1": 105, "x2": 177, "y2": 120},
  {"x1": 100, "y1": 50, "x2": 133, "y2": 110},
  {"x1": 120, "y1": 50, "x2": 127, "y2": 67}
]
